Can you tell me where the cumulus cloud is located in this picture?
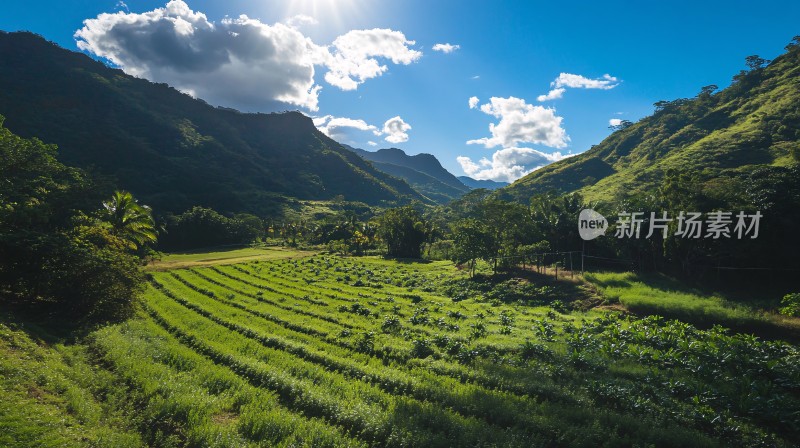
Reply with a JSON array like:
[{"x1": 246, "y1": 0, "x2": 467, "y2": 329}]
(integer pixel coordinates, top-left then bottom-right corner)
[
  {"x1": 553, "y1": 73, "x2": 619, "y2": 89},
  {"x1": 313, "y1": 115, "x2": 411, "y2": 145},
  {"x1": 468, "y1": 96, "x2": 479, "y2": 109},
  {"x1": 538, "y1": 73, "x2": 620, "y2": 102},
  {"x1": 536, "y1": 88, "x2": 565, "y2": 102},
  {"x1": 432, "y1": 43, "x2": 459, "y2": 53},
  {"x1": 383, "y1": 116, "x2": 411, "y2": 144},
  {"x1": 467, "y1": 96, "x2": 569, "y2": 149},
  {"x1": 313, "y1": 115, "x2": 381, "y2": 142},
  {"x1": 457, "y1": 147, "x2": 570, "y2": 182},
  {"x1": 608, "y1": 118, "x2": 623, "y2": 127},
  {"x1": 322, "y1": 28, "x2": 422, "y2": 91},
  {"x1": 75, "y1": 1, "x2": 421, "y2": 111}
]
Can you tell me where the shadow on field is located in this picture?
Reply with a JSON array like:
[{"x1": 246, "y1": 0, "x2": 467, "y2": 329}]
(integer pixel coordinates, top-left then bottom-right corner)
[
  {"x1": 588, "y1": 272, "x2": 800, "y2": 342},
  {"x1": 381, "y1": 256, "x2": 432, "y2": 264}
]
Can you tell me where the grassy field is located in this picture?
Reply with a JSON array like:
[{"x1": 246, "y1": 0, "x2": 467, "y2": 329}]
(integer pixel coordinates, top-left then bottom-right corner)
[
  {"x1": 585, "y1": 271, "x2": 800, "y2": 338},
  {"x1": 147, "y1": 246, "x2": 315, "y2": 271},
  {"x1": 2, "y1": 255, "x2": 798, "y2": 447}
]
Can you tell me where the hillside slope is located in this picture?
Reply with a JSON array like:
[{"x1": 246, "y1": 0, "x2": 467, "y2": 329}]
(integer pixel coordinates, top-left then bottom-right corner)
[
  {"x1": 346, "y1": 146, "x2": 470, "y2": 203},
  {"x1": 457, "y1": 176, "x2": 509, "y2": 190},
  {"x1": 500, "y1": 42, "x2": 800, "y2": 203},
  {"x1": 0, "y1": 32, "x2": 423, "y2": 216}
]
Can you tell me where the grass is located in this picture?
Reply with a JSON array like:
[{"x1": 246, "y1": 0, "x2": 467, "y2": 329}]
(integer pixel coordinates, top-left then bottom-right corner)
[
  {"x1": 1, "y1": 254, "x2": 798, "y2": 447},
  {"x1": 585, "y1": 271, "x2": 800, "y2": 339},
  {"x1": 147, "y1": 246, "x2": 315, "y2": 271}
]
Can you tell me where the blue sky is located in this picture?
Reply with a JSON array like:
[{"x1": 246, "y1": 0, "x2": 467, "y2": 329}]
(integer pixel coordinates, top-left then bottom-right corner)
[{"x1": 2, "y1": 0, "x2": 799, "y2": 181}]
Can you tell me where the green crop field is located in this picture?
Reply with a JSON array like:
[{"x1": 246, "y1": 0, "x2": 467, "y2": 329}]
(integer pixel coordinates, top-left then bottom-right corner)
[{"x1": 2, "y1": 255, "x2": 799, "y2": 447}]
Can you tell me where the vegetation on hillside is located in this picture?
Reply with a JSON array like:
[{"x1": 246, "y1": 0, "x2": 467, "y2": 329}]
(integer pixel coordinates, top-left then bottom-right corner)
[
  {"x1": 0, "y1": 32, "x2": 423, "y2": 216},
  {"x1": 0, "y1": 117, "x2": 151, "y2": 324},
  {"x1": 501, "y1": 36, "x2": 800, "y2": 203},
  {"x1": 346, "y1": 146, "x2": 471, "y2": 204},
  {"x1": 2, "y1": 255, "x2": 798, "y2": 447}
]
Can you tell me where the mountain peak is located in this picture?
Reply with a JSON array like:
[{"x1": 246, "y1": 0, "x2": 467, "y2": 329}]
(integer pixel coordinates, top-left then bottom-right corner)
[{"x1": 0, "y1": 31, "x2": 424, "y2": 215}]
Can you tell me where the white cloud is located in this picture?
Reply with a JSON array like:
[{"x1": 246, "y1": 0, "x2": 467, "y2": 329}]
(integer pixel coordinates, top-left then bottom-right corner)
[
  {"x1": 536, "y1": 88, "x2": 565, "y2": 102},
  {"x1": 553, "y1": 73, "x2": 619, "y2": 89},
  {"x1": 471, "y1": 75, "x2": 480, "y2": 80},
  {"x1": 75, "y1": 1, "x2": 421, "y2": 111},
  {"x1": 115, "y1": 1, "x2": 129, "y2": 12},
  {"x1": 314, "y1": 115, "x2": 409, "y2": 145},
  {"x1": 313, "y1": 115, "x2": 381, "y2": 141},
  {"x1": 468, "y1": 96, "x2": 479, "y2": 109},
  {"x1": 432, "y1": 43, "x2": 459, "y2": 53},
  {"x1": 537, "y1": 73, "x2": 620, "y2": 102},
  {"x1": 285, "y1": 14, "x2": 317, "y2": 28},
  {"x1": 322, "y1": 28, "x2": 422, "y2": 91},
  {"x1": 383, "y1": 116, "x2": 411, "y2": 144},
  {"x1": 457, "y1": 147, "x2": 570, "y2": 182},
  {"x1": 467, "y1": 96, "x2": 569, "y2": 149},
  {"x1": 608, "y1": 118, "x2": 623, "y2": 127}
]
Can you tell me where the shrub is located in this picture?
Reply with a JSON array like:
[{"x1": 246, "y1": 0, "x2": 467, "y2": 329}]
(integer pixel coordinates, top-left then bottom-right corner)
[
  {"x1": 779, "y1": 293, "x2": 800, "y2": 317},
  {"x1": 381, "y1": 315, "x2": 401, "y2": 333}
]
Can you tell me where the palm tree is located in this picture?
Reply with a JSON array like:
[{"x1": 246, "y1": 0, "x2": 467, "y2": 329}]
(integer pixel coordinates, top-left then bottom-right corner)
[{"x1": 101, "y1": 191, "x2": 158, "y2": 250}]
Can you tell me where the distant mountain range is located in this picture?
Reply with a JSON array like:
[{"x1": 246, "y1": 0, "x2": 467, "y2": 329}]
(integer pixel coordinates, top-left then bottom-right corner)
[
  {"x1": 456, "y1": 176, "x2": 509, "y2": 190},
  {"x1": 0, "y1": 31, "x2": 425, "y2": 216},
  {"x1": 344, "y1": 146, "x2": 472, "y2": 203},
  {"x1": 500, "y1": 42, "x2": 800, "y2": 203}
]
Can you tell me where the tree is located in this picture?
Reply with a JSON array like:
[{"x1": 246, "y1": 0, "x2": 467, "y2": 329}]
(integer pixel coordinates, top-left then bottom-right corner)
[
  {"x1": 100, "y1": 191, "x2": 158, "y2": 251},
  {"x1": 745, "y1": 55, "x2": 770, "y2": 71},
  {"x1": 786, "y1": 36, "x2": 800, "y2": 52},
  {"x1": 608, "y1": 119, "x2": 633, "y2": 132},
  {"x1": 159, "y1": 206, "x2": 260, "y2": 251},
  {"x1": 0, "y1": 116, "x2": 145, "y2": 325},
  {"x1": 451, "y1": 219, "x2": 491, "y2": 277},
  {"x1": 698, "y1": 84, "x2": 718, "y2": 98},
  {"x1": 377, "y1": 206, "x2": 428, "y2": 258}
]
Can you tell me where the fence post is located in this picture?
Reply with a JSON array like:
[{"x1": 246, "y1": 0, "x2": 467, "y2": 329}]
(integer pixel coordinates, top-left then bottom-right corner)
[
  {"x1": 569, "y1": 252, "x2": 573, "y2": 279},
  {"x1": 581, "y1": 241, "x2": 585, "y2": 274}
]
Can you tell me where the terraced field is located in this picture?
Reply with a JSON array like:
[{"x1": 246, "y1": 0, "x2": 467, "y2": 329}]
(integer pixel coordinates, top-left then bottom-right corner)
[
  {"x1": 4, "y1": 255, "x2": 798, "y2": 447},
  {"x1": 102, "y1": 256, "x2": 798, "y2": 447}
]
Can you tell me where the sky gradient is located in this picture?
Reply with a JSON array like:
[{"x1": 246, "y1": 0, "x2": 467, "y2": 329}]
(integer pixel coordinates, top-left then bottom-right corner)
[{"x1": 2, "y1": 0, "x2": 799, "y2": 181}]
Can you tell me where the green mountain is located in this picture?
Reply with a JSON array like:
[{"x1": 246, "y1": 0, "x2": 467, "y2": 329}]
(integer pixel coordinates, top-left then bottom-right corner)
[
  {"x1": 500, "y1": 42, "x2": 800, "y2": 203},
  {"x1": 457, "y1": 176, "x2": 509, "y2": 190},
  {"x1": 0, "y1": 31, "x2": 424, "y2": 216},
  {"x1": 345, "y1": 146, "x2": 470, "y2": 204}
]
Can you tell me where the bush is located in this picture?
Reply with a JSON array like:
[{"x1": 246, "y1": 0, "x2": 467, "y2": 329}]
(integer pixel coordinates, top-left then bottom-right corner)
[
  {"x1": 0, "y1": 119, "x2": 146, "y2": 325},
  {"x1": 158, "y1": 206, "x2": 261, "y2": 251},
  {"x1": 779, "y1": 293, "x2": 800, "y2": 317}
]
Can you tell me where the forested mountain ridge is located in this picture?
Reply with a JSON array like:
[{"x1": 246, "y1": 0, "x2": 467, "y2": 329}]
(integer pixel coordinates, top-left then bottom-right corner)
[
  {"x1": 345, "y1": 146, "x2": 471, "y2": 204},
  {"x1": 0, "y1": 31, "x2": 424, "y2": 216},
  {"x1": 500, "y1": 40, "x2": 800, "y2": 203},
  {"x1": 457, "y1": 176, "x2": 508, "y2": 190}
]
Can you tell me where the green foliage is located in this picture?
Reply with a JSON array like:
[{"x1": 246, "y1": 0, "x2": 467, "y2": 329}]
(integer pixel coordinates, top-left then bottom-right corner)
[
  {"x1": 100, "y1": 190, "x2": 158, "y2": 252},
  {"x1": 0, "y1": 117, "x2": 145, "y2": 324},
  {"x1": 377, "y1": 206, "x2": 429, "y2": 258},
  {"x1": 159, "y1": 206, "x2": 261, "y2": 251},
  {"x1": 779, "y1": 293, "x2": 800, "y2": 317}
]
